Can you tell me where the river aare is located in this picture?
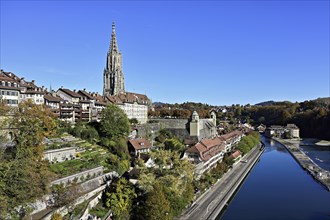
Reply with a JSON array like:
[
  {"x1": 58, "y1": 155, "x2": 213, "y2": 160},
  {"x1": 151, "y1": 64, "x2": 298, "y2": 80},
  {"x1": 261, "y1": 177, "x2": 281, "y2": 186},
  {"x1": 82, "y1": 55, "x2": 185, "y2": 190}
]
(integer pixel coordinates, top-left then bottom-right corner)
[{"x1": 218, "y1": 136, "x2": 330, "y2": 220}]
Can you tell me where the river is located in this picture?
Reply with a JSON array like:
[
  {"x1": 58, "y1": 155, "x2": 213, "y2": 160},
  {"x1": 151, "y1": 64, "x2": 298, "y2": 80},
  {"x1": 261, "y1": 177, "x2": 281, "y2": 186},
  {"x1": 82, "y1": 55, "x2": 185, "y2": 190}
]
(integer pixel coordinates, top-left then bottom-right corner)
[{"x1": 218, "y1": 136, "x2": 330, "y2": 220}]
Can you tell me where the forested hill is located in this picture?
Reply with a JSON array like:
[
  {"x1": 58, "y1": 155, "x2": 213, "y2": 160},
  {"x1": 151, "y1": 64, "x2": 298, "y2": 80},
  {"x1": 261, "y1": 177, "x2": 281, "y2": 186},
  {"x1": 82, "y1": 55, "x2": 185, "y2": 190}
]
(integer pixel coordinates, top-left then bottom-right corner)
[
  {"x1": 150, "y1": 98, "x2": 330, "y2": 140},
  {"x1": 245, "y1": 99, "x2": 330, "y2": 140}
]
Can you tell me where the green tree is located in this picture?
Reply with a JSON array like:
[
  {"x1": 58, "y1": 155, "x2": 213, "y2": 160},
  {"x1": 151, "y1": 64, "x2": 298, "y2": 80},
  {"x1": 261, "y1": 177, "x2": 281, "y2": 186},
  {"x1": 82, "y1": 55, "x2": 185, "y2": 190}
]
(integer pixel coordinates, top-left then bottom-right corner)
[
  {"x1": 100, "y1": 104, "x2": 130, "y2": 140},
  {"x1": 137, "y1": 172, "x2": 156, "y2": 193},
  {"x1": 164, "y1": 138, "x2": 185, "y2": 152},
  {"x1": 129, "y1": 118, "x2": 139, "y2": 125},
  {"x1": 144, "y1": 181, "x2": 171, "y2": 220},
  {"x1": 150, "y1": 150, "x2": 172, "y2": 174},
  {"x1": 103, "y1": 178, "x2": 136, "y2": 220}
]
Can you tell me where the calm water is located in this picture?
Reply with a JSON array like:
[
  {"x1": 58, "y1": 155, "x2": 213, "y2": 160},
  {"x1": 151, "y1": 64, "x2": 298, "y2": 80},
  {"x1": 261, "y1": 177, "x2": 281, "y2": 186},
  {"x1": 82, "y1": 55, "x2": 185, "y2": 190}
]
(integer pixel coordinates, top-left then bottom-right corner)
[{"x1": 219, "y1": 136, "x2": 330, "y2": 220}]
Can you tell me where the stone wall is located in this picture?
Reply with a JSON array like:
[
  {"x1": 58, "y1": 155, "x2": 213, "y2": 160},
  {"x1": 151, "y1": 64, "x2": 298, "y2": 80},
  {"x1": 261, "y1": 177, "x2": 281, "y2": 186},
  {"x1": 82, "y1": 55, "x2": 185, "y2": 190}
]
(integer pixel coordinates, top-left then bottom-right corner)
[
  {"x1": 136, "y1": 119, "x2": 189, "y2": 138},
  {"x1": 156, "y1": 119, "x2": 189, "y2": 129},
  {"x1": 51, "y1": 166, "x2": 104, "y2": 186}
]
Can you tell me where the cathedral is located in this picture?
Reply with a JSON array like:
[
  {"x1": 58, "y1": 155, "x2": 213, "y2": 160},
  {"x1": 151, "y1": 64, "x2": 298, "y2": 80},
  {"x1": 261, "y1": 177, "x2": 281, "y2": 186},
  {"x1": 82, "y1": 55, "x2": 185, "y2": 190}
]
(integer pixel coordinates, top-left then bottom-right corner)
[
  {"x1": 103, "y1": 22, "x2": 125, "y2": 96},
  {"x1": 103, "y1": 22, "x2": 150, "y2": 124}
]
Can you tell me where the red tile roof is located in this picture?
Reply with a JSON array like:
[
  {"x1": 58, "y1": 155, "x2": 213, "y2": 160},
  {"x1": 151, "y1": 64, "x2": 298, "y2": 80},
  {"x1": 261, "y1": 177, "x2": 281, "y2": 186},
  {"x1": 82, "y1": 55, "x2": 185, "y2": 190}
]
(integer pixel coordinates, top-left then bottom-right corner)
[
  {"x1": 219, "y1": 130, "x2": 243, "y2": 141},
  {"x1": 231, "y1": 150, "x2": 241, "y2": 159},
  {"x1": 128, "y1": 139, "x2": 151, "y2": 150},
  {"x1": 186, "y1": 137, "x2": 225, "y2": 162}
]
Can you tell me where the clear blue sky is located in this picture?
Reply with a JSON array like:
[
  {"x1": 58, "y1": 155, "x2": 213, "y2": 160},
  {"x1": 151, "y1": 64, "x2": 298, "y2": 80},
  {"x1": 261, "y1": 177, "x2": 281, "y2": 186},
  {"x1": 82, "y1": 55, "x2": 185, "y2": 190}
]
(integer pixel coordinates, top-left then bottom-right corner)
[{"x1": 1, "y1": 1, "x2": 329, "y2": 105}]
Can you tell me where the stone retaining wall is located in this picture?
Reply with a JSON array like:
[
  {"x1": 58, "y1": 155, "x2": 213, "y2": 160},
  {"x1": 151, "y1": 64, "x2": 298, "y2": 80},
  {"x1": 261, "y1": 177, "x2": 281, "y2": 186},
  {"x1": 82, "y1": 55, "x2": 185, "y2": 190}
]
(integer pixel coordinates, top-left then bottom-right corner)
[{"x1": 51, "y1": 166, "x2": 104, "y2": 186}]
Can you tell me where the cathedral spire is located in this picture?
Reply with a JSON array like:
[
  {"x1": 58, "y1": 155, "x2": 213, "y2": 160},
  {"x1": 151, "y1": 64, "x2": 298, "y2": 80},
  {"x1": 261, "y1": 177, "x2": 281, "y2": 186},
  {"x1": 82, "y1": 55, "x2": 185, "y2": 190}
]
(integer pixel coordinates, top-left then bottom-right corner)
[{"x1": 109, "y1": 22, "x2": 118, "y2": 53}]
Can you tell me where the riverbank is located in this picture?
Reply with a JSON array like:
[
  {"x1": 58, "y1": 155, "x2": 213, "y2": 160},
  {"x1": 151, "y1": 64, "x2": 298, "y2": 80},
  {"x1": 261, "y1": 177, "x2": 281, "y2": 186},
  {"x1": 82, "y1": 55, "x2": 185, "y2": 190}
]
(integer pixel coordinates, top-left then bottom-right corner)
[
  {"x1": 180, "y1": 143, "x2": 264, "y2": 220},
  {"x1": 273, "y1": 138, "x2": 330, "y2": 191}
]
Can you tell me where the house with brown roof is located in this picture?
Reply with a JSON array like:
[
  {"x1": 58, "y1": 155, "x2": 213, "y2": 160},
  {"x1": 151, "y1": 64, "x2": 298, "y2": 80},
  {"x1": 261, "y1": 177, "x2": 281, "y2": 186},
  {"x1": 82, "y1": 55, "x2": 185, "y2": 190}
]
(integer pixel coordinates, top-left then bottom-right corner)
[
  {"x1": 0, "y1": 71, "x2": 20, "y2": 106},
  {"x1": 230, "y1": 150, "x2": 242, "y2": 164},
  {"x1": 44, "y1": 93, "x2": 63, "y2": 117},
  {"x1": 183, "y1": 136, "x2": 226, "y2": 179},
  {"x1": 19, "y1": 80, "x2": 45, "y2": 105},
  {"x1": 1, "y1": 70, "x2": 45, "y2": 106},
  {"x1": 57, "y1": 87, "x2": 82, "y2": 104},
  {"x1": 219, "y1": 130, "x2": 244, "y2": 153},
  {"x1": 128, "y1": 138, "x2": 152, "y2": 156}
]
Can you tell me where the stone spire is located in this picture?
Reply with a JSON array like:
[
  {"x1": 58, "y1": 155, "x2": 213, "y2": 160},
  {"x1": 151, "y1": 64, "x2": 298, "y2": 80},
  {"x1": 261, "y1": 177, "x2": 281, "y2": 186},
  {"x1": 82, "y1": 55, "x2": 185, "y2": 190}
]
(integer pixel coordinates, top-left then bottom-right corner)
[
  {"x1": 109, "y1": 22, "x2": 118, "y2": 53},
  {"x1": 103, "y1": 22, "x2": 125, "y2": 96}
]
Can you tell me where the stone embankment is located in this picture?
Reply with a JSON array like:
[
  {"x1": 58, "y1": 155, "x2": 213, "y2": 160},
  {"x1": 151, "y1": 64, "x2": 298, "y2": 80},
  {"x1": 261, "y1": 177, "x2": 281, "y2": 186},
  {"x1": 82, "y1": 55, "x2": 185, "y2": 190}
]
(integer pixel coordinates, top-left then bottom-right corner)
[{"x1": 274, "y1": 138, "x2": 330, "y2": 191}]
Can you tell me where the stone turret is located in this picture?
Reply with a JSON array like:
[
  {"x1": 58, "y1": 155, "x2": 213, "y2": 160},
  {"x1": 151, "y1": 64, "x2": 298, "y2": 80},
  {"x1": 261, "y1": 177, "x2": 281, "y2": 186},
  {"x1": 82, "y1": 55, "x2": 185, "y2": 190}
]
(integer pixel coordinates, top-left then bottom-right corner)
[
  {"x1": 210, "y1": 110, "x2": 216, "y2": 127},
  {"x1": 103, "y1": 22, "x2": 125, "y2": 96},
  {"x1": 190, "y1": 111, "x2": 200, "y2": 137}
]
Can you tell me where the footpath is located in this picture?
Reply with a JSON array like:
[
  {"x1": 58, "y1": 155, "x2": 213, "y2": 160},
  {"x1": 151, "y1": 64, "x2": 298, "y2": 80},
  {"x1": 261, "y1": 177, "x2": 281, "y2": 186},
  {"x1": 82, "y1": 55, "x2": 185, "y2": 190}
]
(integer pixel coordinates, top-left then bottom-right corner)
[
  {"x1": 274, "y1": 138, "x2": 330, "y2": 191},
  {"x1": 180, "y1": 143, "x2": 264, "y2": 220}
]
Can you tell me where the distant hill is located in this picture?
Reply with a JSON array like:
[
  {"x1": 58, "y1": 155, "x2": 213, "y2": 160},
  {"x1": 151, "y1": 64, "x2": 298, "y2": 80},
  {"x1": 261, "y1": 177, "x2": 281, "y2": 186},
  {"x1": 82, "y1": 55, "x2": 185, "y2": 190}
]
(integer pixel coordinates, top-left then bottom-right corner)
[
  {"x1": 312, "y1": 97, "x2": 330, "y2": 106},
  {"x1": 153, "y1": 101, "x2": 168, "y2": 106},
  {"x1": 255, "y1": 101, "x2": 275, "y2": 106},
  {"x1": 255, "y1": 100, "x2": 294, "y2": 106}
]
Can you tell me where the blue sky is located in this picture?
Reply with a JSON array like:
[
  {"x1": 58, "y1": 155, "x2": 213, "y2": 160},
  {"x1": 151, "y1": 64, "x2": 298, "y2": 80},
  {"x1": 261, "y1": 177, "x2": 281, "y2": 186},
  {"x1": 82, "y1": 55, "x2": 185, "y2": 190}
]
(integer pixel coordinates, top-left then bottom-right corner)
[{"x1": 1, "y1": 1, "x2": 329, "y2": 105}]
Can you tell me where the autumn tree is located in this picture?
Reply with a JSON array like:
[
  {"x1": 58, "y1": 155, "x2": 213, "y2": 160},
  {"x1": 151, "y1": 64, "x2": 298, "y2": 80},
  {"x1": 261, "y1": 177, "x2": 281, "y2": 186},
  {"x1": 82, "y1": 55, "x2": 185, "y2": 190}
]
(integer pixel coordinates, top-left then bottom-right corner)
[
  {"x1": 11, "y1": 100, "x2": 57, "y2": 160},
  {"x1": 50, "y1": 212, "x2": 63, "y2": 220},
  {"x1": 0, "y1": 100, "x2": 57, "y2": 218}
]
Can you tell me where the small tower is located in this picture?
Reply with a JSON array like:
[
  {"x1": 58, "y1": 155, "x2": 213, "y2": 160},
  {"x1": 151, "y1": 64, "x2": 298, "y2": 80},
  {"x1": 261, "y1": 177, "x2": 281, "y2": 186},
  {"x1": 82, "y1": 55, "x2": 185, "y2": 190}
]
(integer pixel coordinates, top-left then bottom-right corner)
[
  {"x1": 103, "y1": 22, "x2": 125, "y2": 96},
  {"x1": 190, "y1": 111, "x2": 200, "y2": 137},
  {"x1": 210, "y1": 110, "x2": 216, "y2": 127}
]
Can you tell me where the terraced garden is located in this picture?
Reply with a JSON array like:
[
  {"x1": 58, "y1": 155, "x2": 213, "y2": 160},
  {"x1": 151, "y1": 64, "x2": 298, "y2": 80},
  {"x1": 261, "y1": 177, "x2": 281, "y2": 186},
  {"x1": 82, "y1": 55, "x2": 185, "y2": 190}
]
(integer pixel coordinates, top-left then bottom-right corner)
[{"x1": 47, "y1": 135, "x2": 111, "y2": 179}]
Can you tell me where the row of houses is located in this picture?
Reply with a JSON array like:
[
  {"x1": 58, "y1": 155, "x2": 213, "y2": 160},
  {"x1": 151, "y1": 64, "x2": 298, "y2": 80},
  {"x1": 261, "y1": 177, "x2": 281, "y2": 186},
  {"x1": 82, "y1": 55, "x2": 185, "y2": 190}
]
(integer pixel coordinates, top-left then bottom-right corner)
[
  {"x1": 0, "y1": 70, "x2": 150, "y2": 124},
  {"x1": 183, "y1": 130, "x2": 244, "y2": 178},
  {"x1": 127, "y1": 130, "x2": 245, "y2": 179}
]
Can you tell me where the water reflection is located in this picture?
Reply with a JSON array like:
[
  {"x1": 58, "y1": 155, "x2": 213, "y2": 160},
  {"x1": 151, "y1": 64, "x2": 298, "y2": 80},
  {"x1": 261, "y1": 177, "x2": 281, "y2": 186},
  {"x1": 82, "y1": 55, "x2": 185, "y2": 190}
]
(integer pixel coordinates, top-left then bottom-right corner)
[{"x1": 219, "y1": 136, "x2": 330, "y2": 220}]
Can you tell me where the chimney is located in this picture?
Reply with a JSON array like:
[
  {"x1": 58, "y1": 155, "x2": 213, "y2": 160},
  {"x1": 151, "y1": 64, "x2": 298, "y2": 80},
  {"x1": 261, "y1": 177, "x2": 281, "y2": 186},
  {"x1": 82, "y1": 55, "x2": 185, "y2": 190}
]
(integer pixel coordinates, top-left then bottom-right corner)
[{"x1": 32, "y1": 80, "x2": 35, "y2": 84}]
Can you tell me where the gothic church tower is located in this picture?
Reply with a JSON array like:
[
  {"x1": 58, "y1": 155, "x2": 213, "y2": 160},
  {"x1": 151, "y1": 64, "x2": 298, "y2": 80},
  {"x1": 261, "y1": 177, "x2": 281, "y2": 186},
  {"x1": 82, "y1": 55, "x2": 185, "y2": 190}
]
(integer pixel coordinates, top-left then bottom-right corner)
[{"x1": 103, "y1": 22, "x2": 125, "y2": 96}]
